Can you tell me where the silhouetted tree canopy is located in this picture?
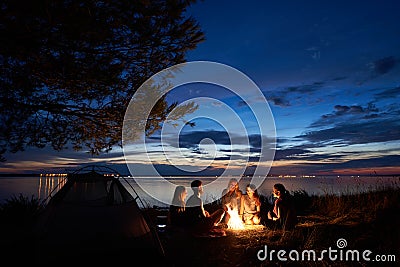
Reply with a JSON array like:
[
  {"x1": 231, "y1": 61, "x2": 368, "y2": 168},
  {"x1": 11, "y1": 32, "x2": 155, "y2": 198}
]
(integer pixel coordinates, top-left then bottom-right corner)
[{"x1": 0, "y1": 0, "x2": 204, "y2": 161}]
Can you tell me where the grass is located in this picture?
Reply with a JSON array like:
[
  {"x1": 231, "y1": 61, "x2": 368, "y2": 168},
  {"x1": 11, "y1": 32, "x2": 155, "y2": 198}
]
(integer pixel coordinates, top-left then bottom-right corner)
[
  {"x1": 148, "y1": 187, "x2": 400, "y2": 266},
  {"x1": 0, "y1": 194, "x2": 45, "y2": 265},
  {"x1": 1, "y1": 188, "x2": 399, "y2": 266}
]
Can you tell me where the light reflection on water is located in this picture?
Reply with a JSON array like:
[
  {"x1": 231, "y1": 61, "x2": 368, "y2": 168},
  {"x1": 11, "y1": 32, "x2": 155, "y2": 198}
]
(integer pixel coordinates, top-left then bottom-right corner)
[
  {"x1": 37, "y1": 176, "x2": 67, "y2": 202},
  {"x1": 0, "y1": 175, "x2": 399, "y2": 207},
  {"x1": 0, "y1": 176, "x2": 68, "y2": 204}
]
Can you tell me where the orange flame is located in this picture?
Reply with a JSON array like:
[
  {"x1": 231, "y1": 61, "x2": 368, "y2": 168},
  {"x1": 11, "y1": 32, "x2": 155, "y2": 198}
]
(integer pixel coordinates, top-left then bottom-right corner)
[{"x1": 226, "y1": 206, "x2": 244, "y2": 230}]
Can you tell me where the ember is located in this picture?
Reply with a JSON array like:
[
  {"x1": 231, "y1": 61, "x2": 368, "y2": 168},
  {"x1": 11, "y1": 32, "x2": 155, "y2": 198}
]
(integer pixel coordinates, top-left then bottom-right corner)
[{"x1": 226, "y1": 206, "x2": 245, "y2": 230}]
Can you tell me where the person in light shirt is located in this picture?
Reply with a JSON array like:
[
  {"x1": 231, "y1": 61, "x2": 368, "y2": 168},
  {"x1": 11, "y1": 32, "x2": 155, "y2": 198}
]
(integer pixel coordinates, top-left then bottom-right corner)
[{"x1": 240, "y1": 184, "x2": 261, "y2": 225}]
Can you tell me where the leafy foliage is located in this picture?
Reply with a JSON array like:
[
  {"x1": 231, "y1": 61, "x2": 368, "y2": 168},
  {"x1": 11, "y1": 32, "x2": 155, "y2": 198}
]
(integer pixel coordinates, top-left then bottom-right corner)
[{"x1": 0, "y1": 0, "x2": 204, "y2": 160}]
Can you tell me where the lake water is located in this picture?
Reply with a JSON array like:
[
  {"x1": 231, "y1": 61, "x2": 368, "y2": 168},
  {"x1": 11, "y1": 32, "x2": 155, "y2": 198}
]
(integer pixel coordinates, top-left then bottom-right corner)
[{"x1": 0, "y1": 175, "x2": 399, "y2": 208}]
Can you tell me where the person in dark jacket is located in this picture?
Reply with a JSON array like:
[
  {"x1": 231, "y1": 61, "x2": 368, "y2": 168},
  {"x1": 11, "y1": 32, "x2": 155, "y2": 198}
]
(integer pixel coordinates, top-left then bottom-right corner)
[
  {"x1": 186, "y1": 180, "x2": 225, "y2": 236},
  {"x1": 267, "y1": 183, "x2": 297, "y2": 230}
]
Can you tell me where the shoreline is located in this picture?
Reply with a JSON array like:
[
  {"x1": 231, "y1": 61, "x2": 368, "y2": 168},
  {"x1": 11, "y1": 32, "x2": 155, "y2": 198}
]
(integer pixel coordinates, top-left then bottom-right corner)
[{"x1": 1, "y1": 172, "x2": 399, "y2": 177}]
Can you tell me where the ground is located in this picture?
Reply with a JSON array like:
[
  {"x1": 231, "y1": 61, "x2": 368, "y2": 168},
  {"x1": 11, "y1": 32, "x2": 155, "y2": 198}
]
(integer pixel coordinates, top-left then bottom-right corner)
[
  {"x1": 1, "y1": 188, "x2": 398, "y2": 266},
  {"x1": 146, "y1": 189, "x2": 400, "y2": 267}
]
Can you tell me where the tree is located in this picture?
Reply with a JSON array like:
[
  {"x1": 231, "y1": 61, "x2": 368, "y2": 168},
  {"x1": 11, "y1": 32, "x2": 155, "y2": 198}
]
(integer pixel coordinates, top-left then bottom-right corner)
[{"x1": 0, "y1": 0, "x2": 204, "y2": 161}]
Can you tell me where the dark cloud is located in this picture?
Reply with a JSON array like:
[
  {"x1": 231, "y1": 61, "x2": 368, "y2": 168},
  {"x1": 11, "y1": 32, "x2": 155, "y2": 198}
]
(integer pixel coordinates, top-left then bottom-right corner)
[
  {"x1": 145, "y1": 131, "x2": 276, "y2": 166},
  {"x1": 332, "y1": 103, "x2": 377, "y2": 115},
  {"x1": 213, "y1": 156, "x2": 232, "y2": 161},
  {"x1": 177, "y1": 130, "x2": 230, "y2": 149},
  {"x1": 275, "y1": 137, "x2": 294, "y2": 144},
  {"x1": 264, "y1": 81, "x2": 325, "y2": 107},
  {"x1": 374, "y1": 86, "x2": 400, "y2": 100},
  {"x1": 273, "y1": 148, "x2": 312, "y2": 160},
  {"x1": 268, "y1": 96, "x2": 290, "y2": 107},
  {"x1": 311, "y1": 103, "x2": 380, "y2": 127},
  {"x1": 370, "y1": 56, "x2": 397, "y2": 75},
  {"x1": 286, "y1": 82, "x2": 325, "y2": 94},
  {"x1": 298, "y1": 118, "x2": 400, "y2": 146},
  {"x1": 0, "y1": 146, "x2": 97, "y2": 163},
  {"x1": 175, "y1": 130, "x2": 274, "y2": 152},
  {"x1": 357, "y1": 57, "x2": 399, "y2": 85},
  {"x1": 290, "y1": 155, "x2": 400, "y2": 174},
  {"x1": 248, "y1": 134, "x2": 262, "y2": 149},
  {"x1": 335, "y1": 155, "x2": 400, "y2": 169},
  {"x1": 118, "y1": 162, "x2": 226, "y2": 177},
  {"x1": 289, "y1": 149, "x2": 360, "y2": 162},
  {"x1": 153, "y1": 164, "x2": 225, "y2": 176}
]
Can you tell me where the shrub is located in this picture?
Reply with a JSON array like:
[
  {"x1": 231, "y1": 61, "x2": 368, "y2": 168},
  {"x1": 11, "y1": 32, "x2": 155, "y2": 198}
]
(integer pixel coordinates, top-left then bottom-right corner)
[{"x1": 0, "y1": 193, "x2": 45, "y2": 227}]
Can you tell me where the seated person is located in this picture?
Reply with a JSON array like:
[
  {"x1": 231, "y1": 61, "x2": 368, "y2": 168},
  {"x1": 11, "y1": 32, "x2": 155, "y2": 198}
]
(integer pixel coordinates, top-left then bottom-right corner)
[
  {"x1": 169, "y1": 185, "x2": 188, "y2": 229},
  {"x1": 240, "y1": 184, "x2": 261, "y2": 225},
  {"x1": 186, "y1": 180, "x2": 225, "y2": 236},
  {"x1": 267, "y1": 183, "x2": 297, "y2": 230},
  {"x1": 221, "y1": 178, "x2": 243, "y2": 224}
]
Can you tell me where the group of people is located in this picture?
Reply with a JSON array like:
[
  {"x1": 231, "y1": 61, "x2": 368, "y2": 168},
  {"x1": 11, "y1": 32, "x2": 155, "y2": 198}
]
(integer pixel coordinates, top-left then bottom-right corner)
[
  {"x1": 169, "y1": 178, "x2": 297, "y2": 236},
  {"x1": 169, "y1": 179, "x2": 226, "y2": 236},
  {"x1": 220, "y1": 178, "x2": 261, "y2": 226}
]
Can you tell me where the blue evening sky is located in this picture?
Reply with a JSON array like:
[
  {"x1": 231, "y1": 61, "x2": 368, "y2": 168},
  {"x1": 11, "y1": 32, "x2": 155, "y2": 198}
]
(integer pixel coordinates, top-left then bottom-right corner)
[{"x1": 1, "y1": 0, "x2": 399, "y2": 176}]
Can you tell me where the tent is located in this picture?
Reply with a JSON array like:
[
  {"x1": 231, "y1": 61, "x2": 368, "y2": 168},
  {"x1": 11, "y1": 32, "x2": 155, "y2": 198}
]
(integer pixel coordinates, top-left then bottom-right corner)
[{"x1": 33, "y1": 165, "x2": 164, "y2": 264}]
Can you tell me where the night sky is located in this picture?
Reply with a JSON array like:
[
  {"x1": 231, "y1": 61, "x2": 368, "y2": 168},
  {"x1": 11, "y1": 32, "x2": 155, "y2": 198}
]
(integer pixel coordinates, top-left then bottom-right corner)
[{"x1": 1, "y1": 0, "x2": 399, "y2": 176}]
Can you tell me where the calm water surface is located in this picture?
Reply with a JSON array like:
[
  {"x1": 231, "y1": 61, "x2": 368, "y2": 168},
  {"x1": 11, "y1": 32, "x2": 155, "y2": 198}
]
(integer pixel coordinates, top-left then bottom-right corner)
[{"x1": 0, "y1": 175, "x2": 399, "y2": 207}]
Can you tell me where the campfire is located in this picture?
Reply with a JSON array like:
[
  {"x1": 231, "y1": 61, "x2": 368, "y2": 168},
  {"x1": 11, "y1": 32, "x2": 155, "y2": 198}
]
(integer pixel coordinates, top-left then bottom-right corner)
[{"x1": 226, "y1": 206, "x2": 245, "y2": 230}]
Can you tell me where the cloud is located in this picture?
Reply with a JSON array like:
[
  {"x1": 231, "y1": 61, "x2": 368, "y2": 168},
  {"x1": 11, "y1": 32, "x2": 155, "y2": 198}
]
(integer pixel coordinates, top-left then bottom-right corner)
[
  {"x1": 149, "y1": 130, "x2": 275, "y2": 166},
  {"x1": 334, "y1": 155, "x2": 400, "y2": 169},
  {"x1": 298, "y1": 118, "x2": 400, "y2": 146},
  {"x1": 271, "y1": 99, "x2": 400, "y2": 174},
  {"x1": 152, "y1": 163, "x2": 225, "y2": 176},
  {"x1": 310, "y1": 103, "x2": 381, "y2": 127},
  {"x1": 264, "y1": 81, "x2": 325, "y2": 107},
  {"x1": 369, "y1": 56, "x2": 397, "y2": 75},
  {"x1": 269, "y1": 154, "x2": 400, "y2": 175},
  {"x1": 286, "y1": 82, "x2": 325, "y2": 94},
  {"x1": 268, "y1": 96, "x2": 290, "y2": 107},
  {"x1": 165, "y1": 130, "x2": 273, "y2": 151},
  {"x1": 374, "y1": 86, "x2": 400, "y2": 100},
  {"x1": 273, "y1": 148, "x2": 312, "y2": 160},
  {"x1": 291, "y1": 155, "x2": 400, "y2": 174},
  {"x1": 177, "y1": 130, "x2": 230, "y2": 149},
  {"x1": 357, "y1": 56, "x2": 400, "y2": 85}
]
